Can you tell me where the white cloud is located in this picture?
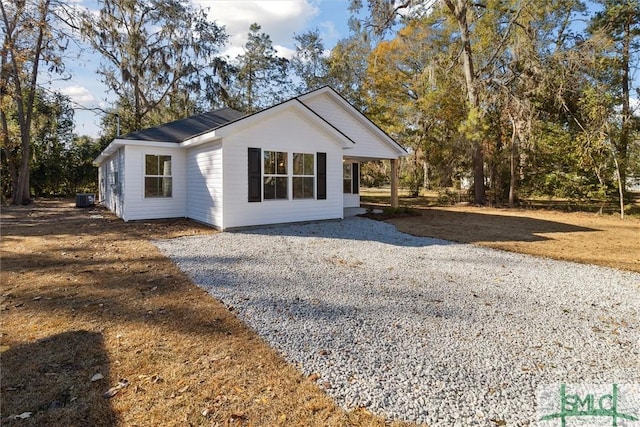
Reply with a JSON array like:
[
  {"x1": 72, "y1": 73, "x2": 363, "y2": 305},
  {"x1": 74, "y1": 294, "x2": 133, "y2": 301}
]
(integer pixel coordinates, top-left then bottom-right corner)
[
  {"x1": 195, "y1": 0, "x2": 319, "y2": 57},
  {"x1": 318, "y1": 20, "x2": 339, "y2": 42},
  {"x1": 221, "y1": 43, "x2": 296, "y2": 61},
  {"x1": 274, "y1": 44, "x2": 296, "y2": 59},
  {"x1": 60, "y1": 85, "x2": 96, "y2": 106}
]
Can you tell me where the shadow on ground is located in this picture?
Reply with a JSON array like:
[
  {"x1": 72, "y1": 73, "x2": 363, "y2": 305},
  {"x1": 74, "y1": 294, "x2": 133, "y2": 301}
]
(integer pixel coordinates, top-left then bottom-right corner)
[
  {"x1": 1, "y1": 199, "x2": 403, "y2": 426},
  {"x1": 231, "y1": 217, "x2": 455, "y2": 247},
  {"x1": 1, "y1": 331, "x2": 116, "y2": 427},
  {"x1": 384, "y1": 208, "x2": 597, "y2": 244}
]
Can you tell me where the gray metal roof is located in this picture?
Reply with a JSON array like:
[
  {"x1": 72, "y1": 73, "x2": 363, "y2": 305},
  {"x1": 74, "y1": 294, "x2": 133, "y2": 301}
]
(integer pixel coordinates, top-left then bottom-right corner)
[{"x1": 122, "y1": 108, "x2": 246, "y2": 143}]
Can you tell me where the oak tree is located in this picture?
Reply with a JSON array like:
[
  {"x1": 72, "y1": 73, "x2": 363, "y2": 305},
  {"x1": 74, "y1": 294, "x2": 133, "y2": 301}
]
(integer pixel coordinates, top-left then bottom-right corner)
[{"x1": 81, "y1": 0, "x2": 227, "y2": 134}]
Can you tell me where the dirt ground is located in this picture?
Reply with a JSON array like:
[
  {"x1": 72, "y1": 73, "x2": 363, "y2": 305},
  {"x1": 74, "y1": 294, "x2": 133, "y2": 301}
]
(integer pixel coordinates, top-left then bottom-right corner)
[
  {"x1": 1, "y1": 200, "x2": 406, "y2": 427},
  {"x1": 1, "y1": 198, "x2": 638, "y2": 426}
]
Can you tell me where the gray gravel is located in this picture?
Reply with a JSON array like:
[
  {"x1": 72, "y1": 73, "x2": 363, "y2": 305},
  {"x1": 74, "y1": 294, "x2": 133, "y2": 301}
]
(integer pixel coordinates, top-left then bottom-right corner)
[{"x1": 154, "y1": 217, "x2": 640, "y2": 426}]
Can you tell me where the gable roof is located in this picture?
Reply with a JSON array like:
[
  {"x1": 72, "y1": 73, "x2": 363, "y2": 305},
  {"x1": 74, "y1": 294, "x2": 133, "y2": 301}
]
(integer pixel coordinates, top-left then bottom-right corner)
[
  {"x1": 95, "y1": 86, "x2": 407, "y2": 166},
  {"x1": 182, "y1": 98, "x2": 356, "y2": 149},
  {"x1": 297, "y1": 86, "x2": 408, "y2": 157},
  {"x1": 121, "y1": 108, "x2": 245, "y2": 143}
]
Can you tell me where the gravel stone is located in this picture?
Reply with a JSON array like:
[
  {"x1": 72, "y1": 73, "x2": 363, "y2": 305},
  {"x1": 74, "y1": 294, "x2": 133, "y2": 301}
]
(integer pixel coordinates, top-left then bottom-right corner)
[{"x1": 154, "y1": 217, "x2": 640, "y2": 426}]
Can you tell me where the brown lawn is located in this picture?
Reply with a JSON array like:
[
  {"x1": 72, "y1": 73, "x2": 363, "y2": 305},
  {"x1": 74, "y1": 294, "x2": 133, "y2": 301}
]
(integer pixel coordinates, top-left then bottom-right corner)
[
  {"x1": 1, "y1": 197, "x2": 638, "y2": 426},
  {"x1": 0, "y1": 200, "x2": 407, "y2": 427},
  {"x1": 360, "y1": 189, "x2": 640, "y2": 273},
  {"x1": 385, "y1": 207, "x2": 640, "y2": 273}
]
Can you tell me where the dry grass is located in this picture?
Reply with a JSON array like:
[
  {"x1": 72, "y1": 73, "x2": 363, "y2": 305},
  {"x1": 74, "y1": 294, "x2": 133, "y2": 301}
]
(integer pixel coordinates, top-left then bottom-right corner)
[
  {"x1": 361, "y1": 189, "x2": 640, "y2": 273},
  {"x1": 1, "y1": 200, "x2": 409, "y2": 427},
  {"x1": 2, "y1": 196, "x2": 638, "y2": 426},
  {"x1": 388, "y1": 207, "x2": 640, "y2": 273}
]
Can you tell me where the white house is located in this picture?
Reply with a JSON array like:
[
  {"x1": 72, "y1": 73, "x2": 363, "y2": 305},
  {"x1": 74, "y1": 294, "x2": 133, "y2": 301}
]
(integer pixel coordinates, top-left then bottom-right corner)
[{"x1": 94, "y1": 86, "x2": 407, "y2": 230}]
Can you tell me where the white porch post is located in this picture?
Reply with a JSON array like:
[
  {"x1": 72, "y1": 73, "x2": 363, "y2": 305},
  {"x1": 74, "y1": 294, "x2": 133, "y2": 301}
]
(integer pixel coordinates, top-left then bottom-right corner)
[{"x1": 390, "y1": 158, "x2": 398, "y2": 208}]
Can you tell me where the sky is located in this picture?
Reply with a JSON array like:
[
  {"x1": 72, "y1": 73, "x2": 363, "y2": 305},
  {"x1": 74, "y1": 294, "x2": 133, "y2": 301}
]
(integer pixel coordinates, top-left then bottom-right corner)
[
  {"x1": 52, "y1": 0, "x2": 353, "y2": 138},
  {"x1": 50, "y1": 0, "x2": 638, "y2": 139}
]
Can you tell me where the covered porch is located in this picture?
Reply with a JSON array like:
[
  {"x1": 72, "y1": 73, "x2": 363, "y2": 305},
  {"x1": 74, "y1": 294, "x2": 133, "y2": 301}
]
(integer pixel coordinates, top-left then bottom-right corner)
[{"x1": 343, "y1": 156, "x2": 400, "y2": 210}]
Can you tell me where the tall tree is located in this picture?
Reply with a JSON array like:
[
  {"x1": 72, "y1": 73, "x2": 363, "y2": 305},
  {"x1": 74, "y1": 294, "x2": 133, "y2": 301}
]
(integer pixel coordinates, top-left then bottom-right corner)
[
  {"x1": 441, "y1": 0, "x2": 486, "y2": 203},
  {"x1": 486, "y1": 0, "x2": 587, "y2": 205},
  {"x1": 291, "y1": 29, "x2": 328, "y2": 93},
  {"x1": 225, "y1": 23, "x2": 290, "y2": 113},
  {"x1": 81, "y1": 0, "x2": 227, "y2": 134},
  {"x1": 325, "y1": 33, "x2": 372, "y2": 110},
  {"x1": 350, "y1": 0, "x2": 525, "y2": 204},
  {"x1": 30, "y1": 91, "x2": 74, "y2": 196},
  {"x1": 364, "y1": 16, "x2": 468, "y2": 193},
  {"x1": 587, "y1": 0, "x2": 640, "y2": 198},
  {"x1": 1, "y1": 0, "x2": 69, "y2": 204}
]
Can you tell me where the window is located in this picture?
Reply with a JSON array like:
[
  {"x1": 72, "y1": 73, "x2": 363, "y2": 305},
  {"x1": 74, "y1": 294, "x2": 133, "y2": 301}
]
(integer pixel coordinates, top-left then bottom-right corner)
[
  {"x1": 112, "y1": 171, "x2": 121, "y2": 195},
  {"x1": 293, "y1": 153, "x2": 314, "y2": 199},
  {"x1": 263, "y1": 151, "x2": 288, "y2": 199},
  {"x1": 248, "y1": 148, "x2": 326, "y2": 202},
  {"x1": 343, "y1": 163, "x2": 352, "y2": 193},
  {"x1": 145, "y1": 155, "x2": 172, "y2": 198},
  {"x1": 343, "y1": 162, "x2": 359, "y2": 194}
]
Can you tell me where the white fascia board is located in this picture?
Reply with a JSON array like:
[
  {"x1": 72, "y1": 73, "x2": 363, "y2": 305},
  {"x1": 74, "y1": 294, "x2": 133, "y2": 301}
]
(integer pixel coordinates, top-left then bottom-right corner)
[
  {"x1": 179, "y1": 131, "x2": 222, "y2": 149},
  {"x1": 93, "y1": 139, "x2": 123, "y2": 166},
  {"x1": 120, "y1": 139, "x2": 178, "y2": 148},
  {"x1": 93, "y1": 139, "x2": 181, "y2": 166}
]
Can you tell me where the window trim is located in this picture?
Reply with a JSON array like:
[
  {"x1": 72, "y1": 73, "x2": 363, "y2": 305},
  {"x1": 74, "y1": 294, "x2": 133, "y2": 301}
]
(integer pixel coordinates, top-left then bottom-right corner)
[
  {"x1": 343, "y1": 163, "x2": 352, "y2": 194},
  {"x1": 263, "y1": 150, "x2": 289, "y2": 200},
  {"x1": 343, "y1": 162, "x2": 359, "y2": 194},
  {"x1": 144, "y1": 154, "x2": 173, "y2": 198},
  {"x1": 292, "y1": 152, "x2": 315, "y2": 200},
  {"x1": 248, "y1": 149, "x2": 327, "y2": 202}
]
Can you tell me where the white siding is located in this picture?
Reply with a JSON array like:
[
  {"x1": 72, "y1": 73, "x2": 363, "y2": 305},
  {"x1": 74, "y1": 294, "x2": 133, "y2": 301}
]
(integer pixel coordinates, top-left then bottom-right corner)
[
  {"x1": 343, "y1": 193, "x2": 360, "y2": 208},
  {"x1": 99, "y1": 148, "x2": 125, "y2": 218},
  {"x1": 304, "y1": 93, "x2": 400, "y2": 159},
  {"x1": 221, "y1": 107, "x2": 344, "y2": 229},
  {"x1": 121, "y1": 145, "x2": 187, "y2": 221},
  {"x1": 186, "y1": 142, "x2": 223, "y2": 228}
]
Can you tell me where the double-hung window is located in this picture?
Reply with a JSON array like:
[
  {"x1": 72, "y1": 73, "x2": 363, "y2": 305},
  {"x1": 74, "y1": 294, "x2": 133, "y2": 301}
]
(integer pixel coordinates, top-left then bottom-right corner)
[
  {"x1": 343, "y1": 162, "x2": 359, "y2": 194},
  {"x1": 145, "y1": 155, "x2": 172, "y2": 198},
  {"x1": 263, "y1": 151, "x2": 288, "y2": 199},
  {"x1": 248, "y1": 148, "x2": 326, "y2": 202},
  {"x1": 293, "y1": 153, "x2": 314, "y2": 199},
  {"x1": 343, "y1": 163, "x2": 352, "y2": 193}
]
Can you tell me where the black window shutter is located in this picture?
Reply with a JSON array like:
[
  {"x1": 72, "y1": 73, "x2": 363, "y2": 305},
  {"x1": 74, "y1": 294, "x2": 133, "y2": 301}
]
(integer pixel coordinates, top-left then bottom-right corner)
[
  {"x1": 248, "y1": 148, "x2": 261, "y2": 202},
  {"x1": 317, "y1": 152, "x2": 326, "y2": 200},
  {"x1": 352, "y1": 162, "x2": 359, "y2": 194}
]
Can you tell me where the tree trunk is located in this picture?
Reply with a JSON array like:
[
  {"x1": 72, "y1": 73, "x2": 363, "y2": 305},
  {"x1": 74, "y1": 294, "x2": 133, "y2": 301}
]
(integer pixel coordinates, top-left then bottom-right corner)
[
  {"x1": 3, "y1": 0, "x2": 51, "y2": 205},
  {"x1": 422, "y1": 159, "x2": 429, "y2": 190},
  {"x1": 609, "y1": 144, "x2": 625, "y2": 220},
  {"x1": 14, "y1": 136, "x2": 31, "y2": 204},
  {"x1": 617, "y1": 12, "x2": 632, "y2": 201},
  {"x1": 508, "y1": 116, "x2": 518, "y2": 207},
  {"x1": 444, "y1": 0, "x2": 486, "y2": 205},
  {"x1": 0, "y1": 110, "x2": 18, "y2": 199}
]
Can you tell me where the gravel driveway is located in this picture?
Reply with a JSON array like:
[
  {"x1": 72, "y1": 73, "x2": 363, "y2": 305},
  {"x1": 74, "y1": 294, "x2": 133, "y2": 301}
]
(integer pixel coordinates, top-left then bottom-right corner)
[{"x1": 154, "y1": 217, "x2": 640, "y2": 426}]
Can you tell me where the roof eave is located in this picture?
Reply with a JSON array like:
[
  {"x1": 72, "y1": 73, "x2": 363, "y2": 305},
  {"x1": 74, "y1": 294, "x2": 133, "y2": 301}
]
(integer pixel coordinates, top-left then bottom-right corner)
[
  {"x1": 93, "y1": 139, "x2": 182, "y2": 165},
  {"x1": 93, "y1": 139, "x2": 125, "y2": 166},
  {"x1": 180, "y1": 131, "x2": 222, "y2": 148}
]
